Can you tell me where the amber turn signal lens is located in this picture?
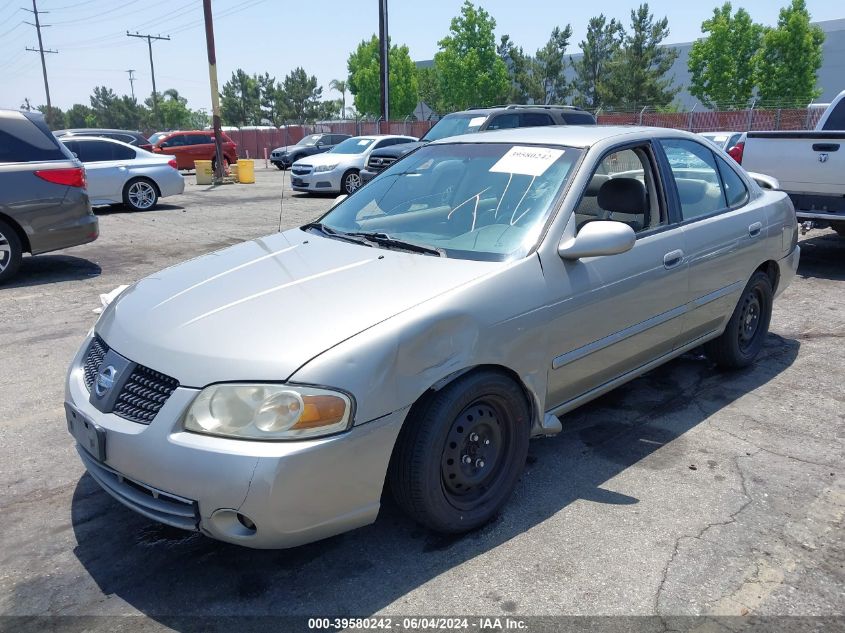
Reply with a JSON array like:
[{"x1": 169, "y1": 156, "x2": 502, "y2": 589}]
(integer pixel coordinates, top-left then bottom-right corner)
[{"x1": 292, "y1": 395, "x2": 348, "y2": 429}]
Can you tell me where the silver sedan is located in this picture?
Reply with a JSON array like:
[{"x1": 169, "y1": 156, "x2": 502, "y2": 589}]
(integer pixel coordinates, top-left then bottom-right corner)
[
  {"x1": 66, "y1": 126, "x2": 799, "y2": 548},
  {"x1": 61, "y1": 136, "x2": 184, "y2": 211}
]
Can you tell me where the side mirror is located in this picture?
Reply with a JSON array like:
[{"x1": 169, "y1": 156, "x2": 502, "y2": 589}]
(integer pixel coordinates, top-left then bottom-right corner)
[{"x1": 558, "y1": 220, "x2": 636, "y2": 260}]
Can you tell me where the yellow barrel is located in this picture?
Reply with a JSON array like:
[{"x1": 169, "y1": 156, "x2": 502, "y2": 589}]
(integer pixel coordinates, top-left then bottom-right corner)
[
  {"x1": 230, "y1": 164, "x2": 239, "y2": 182},
  {"x1": 195, "y1": 160, "x2": 213, "y2": 185},
  {"x1": 237, "y1": 159, "x2": 255, "y2": 184}
]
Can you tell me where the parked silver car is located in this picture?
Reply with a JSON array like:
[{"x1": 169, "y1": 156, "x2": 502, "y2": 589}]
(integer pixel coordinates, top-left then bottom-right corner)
[
  {"x1": 60, "y1": 136, "x2": 184, "y2": 211},
  {"x1": 290, "y1": 134, "x2": 416, "y2": 195},
  {"x1": 66, "y1": 126, "x2": 799, "y2": 548}
]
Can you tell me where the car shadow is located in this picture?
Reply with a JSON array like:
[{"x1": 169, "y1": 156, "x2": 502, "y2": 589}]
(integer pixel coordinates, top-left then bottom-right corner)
[
  {"x1": 66, "y1": 334, "x2": 799, "y2": 627},
  {"x1": 2, "y1": 254, "x2": 101, "y2": 288},
  {"x1": 797, "y1": 230, "x2": 845, "y2": 281},
  {"x1": 94, "y1": 203, "x2": 185, "y2": 215}
]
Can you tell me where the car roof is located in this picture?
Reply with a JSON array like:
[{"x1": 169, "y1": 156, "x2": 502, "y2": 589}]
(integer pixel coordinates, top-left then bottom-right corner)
[
  {"x1": 430, "y1": 125, "x2": 699, "y2": 149},
  {"x1": 59, "y1": 135, "x2": 138, "y2": 149},
  {"x1": 57, "y1": 128, "x2": 144, "y2": 135}
]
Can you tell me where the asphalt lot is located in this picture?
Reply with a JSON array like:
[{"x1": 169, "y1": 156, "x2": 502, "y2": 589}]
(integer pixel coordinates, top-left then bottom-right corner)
[{"x1": 0, "y1": 167, "x2": 843, "y2": 629}]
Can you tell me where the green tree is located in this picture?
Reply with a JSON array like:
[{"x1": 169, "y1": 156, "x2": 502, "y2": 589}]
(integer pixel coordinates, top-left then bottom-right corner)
[
  {"x1": 570, "y1": 15, "x2": 624, "y2": 109},
  {"x1": 189, "y1": 108, "x2": 210, "y2": 130},
  {"x1": 347, "y1": 35, "x2": 419, "y2": 118},
  {"x1": 89, "y1": 87, "x2": 147, "y2": 129},
  {"x1": 535, "y1": 25, "x2": 573, "y2": 104},
  {"x1": 754, "y1": 0, "x2": 824, "y2": 106},
  {"x1": 36, "y1": 104, "x2": 64, "y2": 129},
  {"x1": 220, "y1": 69, "x2": 260, "y2": 126},
  {"x1": 281, "y1": 67, "x2": 323, "y2": 123},
  {"x1": 497, "y1": 35, "x2": 542, "y2": 103},
  {"x1": 416, "y1": 66, "x2": 443, "y2": 116},
  {"x1": 604, "y1": 4, "x2": 679, "y2": 110},
  {"x1": 434, "y1": 1, "x2": 509, "y2": 111},
  {"x1": 145, "y1": 89, "x2": 191, "y2": 130},
  {"x1": 330, "y1": 79, "x2": 348, "y2": 118},
  {"x1": 688, "y1": 3, "x2": 763, "y2": 109},
  {"x1": 64, "y1": 103, "x2": 96, "y2": 128}
]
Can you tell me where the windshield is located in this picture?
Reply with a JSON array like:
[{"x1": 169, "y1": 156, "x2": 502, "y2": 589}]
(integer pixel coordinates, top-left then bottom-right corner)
[
  {"x1": 297, "y1": 134, "x2": 321, "y2": 147},
  {"x1": 316, "y1": 142, "x2": 581, "y2": 261},
  {"x1": 330, "y1": 137, "x2": 375, "y2": 154},
  {"x1": 148, "y1": 132, "x2": 167, "y2": 144},
  {"x1": 421, "y1": 113, "x2": 487, "y2": 142}
]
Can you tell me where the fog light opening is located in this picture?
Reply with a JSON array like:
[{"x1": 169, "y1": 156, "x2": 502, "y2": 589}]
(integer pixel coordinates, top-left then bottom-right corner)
[{"x1": 237, "y1": 513, "x2": 256, "y2": 531}]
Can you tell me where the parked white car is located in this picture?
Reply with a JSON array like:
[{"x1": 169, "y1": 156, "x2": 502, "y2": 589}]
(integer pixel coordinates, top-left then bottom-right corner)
[
  {"x1": 60, "y1": 136, "x2": 185, "y2": 211},
  {"x1": 290, "y1": 135, "x2": 417, "y2": 195}
]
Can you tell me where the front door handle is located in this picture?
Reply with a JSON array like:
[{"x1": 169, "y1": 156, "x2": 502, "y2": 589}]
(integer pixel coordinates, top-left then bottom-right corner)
[
  {"x1": 748, "y1": 222, "x2": 763, "y2": 237},
  {"x1": 663, "y1": 249, "x2": 684, "y2": 269}
]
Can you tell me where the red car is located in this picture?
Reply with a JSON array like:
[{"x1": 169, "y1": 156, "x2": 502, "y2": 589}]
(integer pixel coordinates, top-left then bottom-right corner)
[{"x1": 149, "y1": 130, "x2": 238, "y2": 170}]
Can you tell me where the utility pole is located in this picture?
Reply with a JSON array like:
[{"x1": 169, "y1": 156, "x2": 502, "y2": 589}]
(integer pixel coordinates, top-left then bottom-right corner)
[
  {"x1": 202, "y1": 0, "x2": 225, "y2": 181},
  {"x1": 378, "y1": 0, "x2": 389, "y2": 127},
  {"x1": 24, "y1": 0, "x2": 57, "y2": 127},
  {"x1": 126, "y1": 31, "x2": 170, "y2": 127},
  {"x1": 126, "y1": 69, "x2": 137, "y2": 100}
]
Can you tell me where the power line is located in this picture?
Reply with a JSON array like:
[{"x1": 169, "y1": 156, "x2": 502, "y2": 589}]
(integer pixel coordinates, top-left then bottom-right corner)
[
  {"x1": 126, "y1": 31, "x2": 169, "y2": 126},
  {"x1": 23, "y1": 0, "x2": 58, "y2": 125}
]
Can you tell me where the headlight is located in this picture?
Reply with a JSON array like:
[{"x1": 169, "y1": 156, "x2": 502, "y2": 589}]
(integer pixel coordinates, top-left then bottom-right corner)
[
  {"x1": 314, "y1": 163, "x2": 339, "y2": 173},
  {"x1": 183, "y1": 384, "x2": 352, "y2": 440}
]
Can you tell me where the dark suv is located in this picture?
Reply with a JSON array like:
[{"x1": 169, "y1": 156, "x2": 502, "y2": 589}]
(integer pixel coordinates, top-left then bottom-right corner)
[
  {"x1": 270, "y1": 133, "x2": 352, "y2": 170},
  {"x1": 54, "y1": 128, "x2": 153, "y2": 152},
  {"x1": 360, "y1": 105, "x2": 596, "y2": 183},
  {"x1": 0, "y1": 110, "x2": 98, "y2": 283}
]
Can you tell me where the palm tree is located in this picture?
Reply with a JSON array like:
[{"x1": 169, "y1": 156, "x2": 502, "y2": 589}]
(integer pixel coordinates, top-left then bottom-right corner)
[{"x1": 329, "y1": 79, "x2": 347, "y2": 119}]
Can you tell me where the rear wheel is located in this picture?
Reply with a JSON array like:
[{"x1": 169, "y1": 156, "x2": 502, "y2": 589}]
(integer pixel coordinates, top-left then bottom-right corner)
[
  {"x1": 389, "y1": 370, "x2": 530, "y2": 533},
  {"x1": 0, "y1": 219, "x2": 23, "y2": 284},
  {"x1": 123, "y1": 178, "x2": 159, "y2": 211},
  {"x1": 704, "y1": 271, "x2": 773, "y2": 368}
]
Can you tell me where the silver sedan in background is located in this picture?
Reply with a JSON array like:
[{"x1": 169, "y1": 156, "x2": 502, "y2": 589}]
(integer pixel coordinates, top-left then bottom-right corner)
[
  {"x1": 66, "y1": 126, "x2": 799, "y2": 549},
  {"x1": 60, "y1": 136, "x2": 184, "y2": 211}
]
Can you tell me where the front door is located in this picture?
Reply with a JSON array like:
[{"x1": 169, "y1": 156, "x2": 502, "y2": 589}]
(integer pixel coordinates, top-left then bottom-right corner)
[{"x1": 542, "y1": 143, "x2": 689, "y2": 409}]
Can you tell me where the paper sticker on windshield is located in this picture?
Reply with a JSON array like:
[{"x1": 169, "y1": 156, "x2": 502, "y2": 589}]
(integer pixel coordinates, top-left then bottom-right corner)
[
  {"x1": 358, "y1": 139, "x2": 373, "y2": 145},
  {"x1": 489, "y1": 146, "x2": 564, "y2": 177},
  {"x1": 468, "y1": 116, "x2": 486, "y2": 128}
]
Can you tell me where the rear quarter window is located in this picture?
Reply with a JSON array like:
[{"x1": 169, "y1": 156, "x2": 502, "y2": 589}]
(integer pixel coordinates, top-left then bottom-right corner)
[
  {"x1": 0, "y1": 114, "x2": 67, "y2": 163},
  {"x1": 822, "y1": 100, "x2": 845, "y2": 130},
  {"x1": 561, "y1": 112, "x2": 596, "y2": 125}
]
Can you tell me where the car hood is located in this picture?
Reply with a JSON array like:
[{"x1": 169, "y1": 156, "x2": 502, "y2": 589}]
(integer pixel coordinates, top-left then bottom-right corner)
[
  {"x1": 272, "y1": 145, "x2": 304, "y2": 154},
  {"x1": 97, "y1": 228, "x2": 498, "y2": 387},
  {"x1": 302, "y1": 151, "x2": 364, "y2": 167},
  {"x1": 369, "y1": 141, "x2": 427, "y2": 160}
]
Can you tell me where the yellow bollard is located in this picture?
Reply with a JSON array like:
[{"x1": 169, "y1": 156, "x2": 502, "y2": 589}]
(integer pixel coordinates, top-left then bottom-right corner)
[
  {"x1": 194, "y1": 160, "x2": 213, "y2": 185},
  {"x1": 237, "y1": 159, "x2": 255, "y2": 184}
]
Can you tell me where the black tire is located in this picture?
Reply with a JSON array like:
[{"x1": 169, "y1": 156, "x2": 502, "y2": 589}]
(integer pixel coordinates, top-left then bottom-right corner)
[
  {"x1": 389, "y1": 370, "x2": 531, "y2": 533},
  {"x1": 122, "y1": 178, "x2": 159, "y2": 211},
  {"x1": 830, "y1": 221, "x2": 845, "y2": 237},
  {"x1": 704, "y1": 271, "x2": 773, "y2": 368},
  {"x1": 274, "y1": 162, "x2": 285, "y2": 171},
  {"x1": 0, "y1": 218, "x2": 23, "y2": 284},
  {"x1": 341, "y1": 169, "x2": 362, "y2": 195}
]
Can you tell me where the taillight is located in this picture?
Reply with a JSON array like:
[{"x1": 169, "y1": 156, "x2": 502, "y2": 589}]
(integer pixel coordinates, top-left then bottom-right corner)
[
  {"x1": 35, "y1": 167, "x2": 86, "y2": 188},
  {"x1": 727, "y1": 141, "x2": 744, "y2": 164},
  {"x1": 167, "y1": 159, "x2": 178, "y2": 170}
]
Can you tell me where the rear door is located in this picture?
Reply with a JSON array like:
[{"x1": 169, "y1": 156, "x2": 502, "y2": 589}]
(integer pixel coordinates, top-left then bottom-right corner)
[
  {"x1": 74, "y1": 139, "x2": 136, "y2": 202},
  {"x1": 160, "y1": 134, "x2": 191, "y2": 169},
  {"x1": 657, "y1": 138, "x2": 766, "y2": 344}
]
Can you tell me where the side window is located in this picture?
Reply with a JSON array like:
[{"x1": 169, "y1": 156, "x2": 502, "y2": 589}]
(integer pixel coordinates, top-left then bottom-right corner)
[
  {"x1": 573, "y1": 145, "x2": 665, "y2": 234},
  {"x1": 822, "y1": 100, "x2": 845, "y2": 131},
  {"x1": 714, "y1": 155, "x2": 749, "y2": 208},
  {"x1": 561, "y1": 111, "x2": 596, "y2": 125},
  {"x1": 165, "y1": 135, "x2": 187, "y2": 147},
  {"x1": 76, "y1": 140, "x2": 120, "y2": 162},
  {"x1": 374, "y1": 138, "x2": 397, "y2": 149},
  {"x1": 486, "y1": 113, "x2": 519, "y2": 130},
  {"x1": 112, "y1": 144, "x2": 136, "y2": 160},
  {"x1": 659, "y1": 139, "x2": 727, "y2": 220},
  {"x1": 519, "y1": 112, "x2": 554, "y2": 127},
  {"x1": 0, "y1": 115, "x2": 66, "y2": 162}
]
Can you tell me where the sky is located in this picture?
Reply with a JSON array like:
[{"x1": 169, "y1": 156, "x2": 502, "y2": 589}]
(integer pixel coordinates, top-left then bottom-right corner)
[{"x1": 1, "y1": 0, "x2": 842, "y2": 113}]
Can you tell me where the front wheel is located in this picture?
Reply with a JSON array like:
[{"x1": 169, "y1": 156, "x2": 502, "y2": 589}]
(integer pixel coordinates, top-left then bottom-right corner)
[
  {"x1": 341, "y1": 170, "x2": 362, "y2": 195},
  {"x1": 389, "y1": 371, "x2": 530, "y2": 533},
  {"x1": 123, "y1": 178, "x2": 159, "y2": 211},
  {"x1": 704, "y1": 271, "x2": 773, "y2": 368},
  {"x1": 0, "y1": 219, "x2": 23, "y2": 284}
]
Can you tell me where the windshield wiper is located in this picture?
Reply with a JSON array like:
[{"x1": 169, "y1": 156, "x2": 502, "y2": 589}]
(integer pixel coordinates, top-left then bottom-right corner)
[
  {"x1": 301, "y1": 222, "x2": 374, "y2": 247},
  {"x1": 346, "y1": 231, "x2": 445, "y2": 257}
]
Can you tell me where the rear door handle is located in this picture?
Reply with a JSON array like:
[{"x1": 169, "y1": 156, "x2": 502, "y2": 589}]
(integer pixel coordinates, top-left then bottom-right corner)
[
  {"x1": 812, "y1": 143, "x2": 839, "y2": 152},
  {"x1": 748, "y1": 222, "x2": 763, "y2": 237},
  {"x1": 663, "y1": 249, "x2": 684, "y2": 269}
]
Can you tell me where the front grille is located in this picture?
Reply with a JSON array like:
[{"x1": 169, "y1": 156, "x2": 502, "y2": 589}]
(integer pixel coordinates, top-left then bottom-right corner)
[
  {"x1": 291, "y1": 164, "x2": 312, "y2": 176},
  {"x1": 367, "y1": 155, "x2": 395, "y2": 173},
  {"x1": 77, "y1": 446, "x2": 199, "y2": 531},
  {"x1": 82, "y1": 337, "x2": 179, "y2": 424}
]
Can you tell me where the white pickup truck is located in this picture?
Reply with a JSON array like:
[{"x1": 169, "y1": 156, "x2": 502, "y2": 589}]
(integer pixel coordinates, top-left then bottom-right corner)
[{"x1": 739, "y1": 90, "x2": 845, "y2": 235}]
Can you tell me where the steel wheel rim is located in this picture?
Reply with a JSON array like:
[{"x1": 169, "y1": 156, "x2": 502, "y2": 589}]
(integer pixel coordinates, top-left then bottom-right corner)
[
  {"x1": 128, "y1": 182, "x2": 155, "y2": 209},
  {"x1": 345, "y1": 173, "x2": 361, "y2": 193},
  {"x1": 440, "y1": 400, "x2": 509, "y2": 509},
  {"x1": 0, "y1": 231, "x2": 10, "y2": 273},
  {"x1": 738, "y1": 288, "x2": 763, "y2": 351}
]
